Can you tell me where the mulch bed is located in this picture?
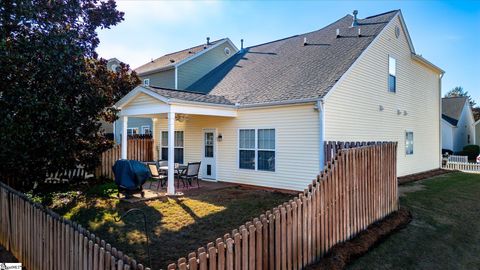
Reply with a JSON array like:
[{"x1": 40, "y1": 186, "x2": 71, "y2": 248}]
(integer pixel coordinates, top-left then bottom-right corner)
[
  {"x1": 0, "y1": 244, "x2": 19, "y2": 264},
  {"x1": 397, "y1": 169, "x2": 452, "y2": 185},
  {"x1": 305, "y1": 207, "x2": 412, "y2": 270}
]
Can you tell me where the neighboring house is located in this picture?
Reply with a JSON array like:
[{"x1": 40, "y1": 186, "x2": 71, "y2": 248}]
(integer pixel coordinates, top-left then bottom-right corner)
[
  {"x1": 114, "y1": 38, "x2": 238, "y2": 143},
  {"x1": 442, "y1": 96, "x2": 475, "y2": 152},
  {"x1": 475, "y1": 119, "x2": 480, "y2": 146},
  {"x1": 115, "y1": 10, "x2": 443, "y2": 191}
]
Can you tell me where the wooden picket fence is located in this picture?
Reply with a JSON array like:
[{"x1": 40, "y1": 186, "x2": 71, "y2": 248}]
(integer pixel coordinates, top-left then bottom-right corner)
[
  {"x1": 443, "y1": 161, "x2": 480, "y2": 173},
  {"x1": 324, "y1": 141, "x2": 384, "y2": 165},
  {"x1": 96, "y1": 138, "x2": 154, "y2": 179},
  {"x1": 0, "y1": 181, "x2": 150, "y2": 270},
  {"x1": 165, "y1": 142, "x2": 398, "y2": 270}
]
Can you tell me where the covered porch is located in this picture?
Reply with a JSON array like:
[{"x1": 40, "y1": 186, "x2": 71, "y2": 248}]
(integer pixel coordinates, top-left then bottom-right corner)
[{"x1": 116, "y1": 86, "x2": 237, "y2": 195}]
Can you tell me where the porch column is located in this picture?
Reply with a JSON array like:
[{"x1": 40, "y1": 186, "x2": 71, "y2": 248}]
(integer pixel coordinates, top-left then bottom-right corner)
[
  {"x1": 121, "y1": 116, "x2": 128, "y2": 159},
  {"x1": 167, "y1": 111, "x2": 175, "y2": 195},
  {"x1": 152, "y1": 118, "x2": 158, "y2": 161}
]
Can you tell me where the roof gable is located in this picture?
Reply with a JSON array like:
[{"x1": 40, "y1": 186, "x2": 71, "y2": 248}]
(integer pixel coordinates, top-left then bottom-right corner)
[
  {"x1": 134, "y1": 38, "x2": 237, "y2": 76},
  {"x1": 187, "y1": 10, "x2": 399, "y2": 105},
  {"x1": 442, "y1": 97, "x2": 468, "y2": 127}
]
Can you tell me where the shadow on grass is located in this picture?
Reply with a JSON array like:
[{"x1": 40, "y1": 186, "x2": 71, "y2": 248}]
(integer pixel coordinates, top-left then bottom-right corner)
[{"x1": 47, "y1": 183, "x2": 292, "y2": 269}]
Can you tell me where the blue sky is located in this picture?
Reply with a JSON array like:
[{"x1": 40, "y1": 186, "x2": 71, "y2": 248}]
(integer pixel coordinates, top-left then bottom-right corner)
[{"x1": 97, "y1": 1, "x2": 480, "y2": 103}]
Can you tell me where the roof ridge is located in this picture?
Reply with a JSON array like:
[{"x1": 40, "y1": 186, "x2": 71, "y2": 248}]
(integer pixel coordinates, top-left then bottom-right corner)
[
  {"x1": 245, "y1": 15, "x2": 351, "y2": 50},
  {"x1": 363, "y1": 9, "x2": 399, "y2": 19},
  {"x1": 443, "y1": 96, "x2": 468, "y2": 99},
  {"x1": 162, "y1": 38, "x2": 226, "y2": 57}
]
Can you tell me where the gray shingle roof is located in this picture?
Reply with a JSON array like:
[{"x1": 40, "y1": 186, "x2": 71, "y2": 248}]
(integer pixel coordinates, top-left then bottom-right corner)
[
  {"x1": 442, "y1": 96, "x2": 468, "y2": 126},
  {"x1": 187, "y1": 10, "x2": 399, "y2": 105},
  {"x1": 135, "y1": 39, "x2": 226, "y2": 75},
  {"x1": 145, "y1": 86, "x2": 234, "y2": 105}
]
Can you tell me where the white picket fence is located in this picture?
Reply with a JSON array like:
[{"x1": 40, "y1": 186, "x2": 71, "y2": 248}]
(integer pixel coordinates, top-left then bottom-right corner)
[
  {"x1": 443, "y1": 161, "x2": 480, "y2": 173},
  {"x1": 447, "y1": 155, "x2": 468, "y2": 163}
]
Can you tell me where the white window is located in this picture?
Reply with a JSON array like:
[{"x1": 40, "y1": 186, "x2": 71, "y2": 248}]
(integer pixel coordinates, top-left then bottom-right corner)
[
  {"x1": 239, "y1": 129, "x2": 275, "y2": 171},
  {"x1": 405, "y1": 131, "x2": 413, "y2": 155},
  {"x1": 239, "y1": 129, "x2": 256, "y2": 170},
  {"x1": 141, "y1": 125, "x2": 151, "y2": 135},
  {"x1": 161, "y1": 131, "x2": 184, "y2": 164},
  {"x1": 143, "y1": 78, "x2": 150, "y2": 86},
  {"x1": 127, "y1": 128, "x2": 139, "y2": 136},
  {"x1": 388, "y1": 56, "x2": 396, "y2": 93}
]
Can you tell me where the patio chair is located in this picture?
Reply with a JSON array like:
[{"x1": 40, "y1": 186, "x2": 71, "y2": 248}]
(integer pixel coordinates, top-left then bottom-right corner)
[
  {"x1": 178, "y1": 162, "x2": 201, "y2": 188},
  {"x1": 148, "y1": 164, "x2": 167, "y2": 189}
]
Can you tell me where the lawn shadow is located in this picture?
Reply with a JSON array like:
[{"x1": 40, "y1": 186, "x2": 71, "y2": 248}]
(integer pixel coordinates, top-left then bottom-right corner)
[{"x1": 55, "y1": 184, "x2": 292, "y2": 269}]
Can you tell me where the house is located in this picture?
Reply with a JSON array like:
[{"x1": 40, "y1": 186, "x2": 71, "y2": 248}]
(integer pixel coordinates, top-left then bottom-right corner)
[
  {"x1": 442, "y1": 96, "x2": 475, "y2": 152},
  {"x1": 475, "y1": 120, "x2": 480, "y2": 146},
  {"x1": 115, "y1": 10, "x2": 443, "y2": 193},
  {"x1": 113, "y1": 38, "x2": 238, "y2": 142}
]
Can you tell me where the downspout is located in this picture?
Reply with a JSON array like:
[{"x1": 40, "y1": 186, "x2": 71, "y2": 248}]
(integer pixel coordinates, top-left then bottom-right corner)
[{"x1": 317, "y1": 99, "x2": 325, "y2": 171}]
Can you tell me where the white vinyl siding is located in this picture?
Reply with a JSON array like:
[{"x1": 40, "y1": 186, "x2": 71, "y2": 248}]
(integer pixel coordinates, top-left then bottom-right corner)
[
  {"x1": 324, "y1": 15, "x2": 441, "y2": 176},
  {"x1": 153, "y1": 103, "x2": 318, "y2": 191}
]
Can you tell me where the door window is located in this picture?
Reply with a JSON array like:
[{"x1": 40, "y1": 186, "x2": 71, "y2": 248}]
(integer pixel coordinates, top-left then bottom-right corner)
[{"x1": 205, "y1": 132, "x2": 214, "y2": 158}]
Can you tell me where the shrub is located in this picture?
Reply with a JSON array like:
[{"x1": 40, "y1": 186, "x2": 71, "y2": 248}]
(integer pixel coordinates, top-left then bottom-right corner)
[{"x1": 461, "y1": 145, "x2": 480, "y2": 160}]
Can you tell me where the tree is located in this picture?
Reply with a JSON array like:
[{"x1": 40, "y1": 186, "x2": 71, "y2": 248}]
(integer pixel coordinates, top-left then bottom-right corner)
[
  {"x1": 472, "y1": 107, "x2": 480, "y2": 122},
  {"x1": 0, "y1": 0, "x2": 139, "y2": 189},
  {"x1": 444, "y1": 86, "x2": 476, "y2": 107}
]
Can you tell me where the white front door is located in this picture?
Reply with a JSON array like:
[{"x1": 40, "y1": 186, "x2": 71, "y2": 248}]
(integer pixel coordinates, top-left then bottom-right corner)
[{"x1": 202, "y1": 129, "x2": 216, "y2": 180}]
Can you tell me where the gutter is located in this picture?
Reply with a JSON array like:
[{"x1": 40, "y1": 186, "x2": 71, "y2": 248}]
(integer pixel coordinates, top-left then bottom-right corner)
[
  {"x1": 238, "y1": 98, "x2": 319, "y2": 109},
  {"x1": 412, "y1": 53, "x2": 445, "y2": 74}
]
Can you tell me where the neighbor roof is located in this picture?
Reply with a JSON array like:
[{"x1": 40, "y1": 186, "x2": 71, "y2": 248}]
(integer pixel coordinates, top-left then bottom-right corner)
[
  {"x1": 442, "y1": 96, "x2": 468, "y2": 126},
  {"x1": 187, "y1": 10, "x2": 399, "y2": 105},
  {"x1": 134, "y1": 39, "x2": 227, "y2": 75},
  {"x1": 145, "y1": 86, "x2": 234, "y2": 106}
]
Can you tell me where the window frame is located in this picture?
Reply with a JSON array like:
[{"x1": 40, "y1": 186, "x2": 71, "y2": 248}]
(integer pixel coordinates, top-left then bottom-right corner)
[
  {"x1": 238, "y1": 128, "x2": 276, "y2": 172},
  {"x1": 143, "y1": 78, "x2": 150, "y2": 86},
  {"x1": 126, "y1": 127, "x2": 139, "y2": 136},
  {"x1": 161, "y1": 130, "x2": 184, "y2": 164},
  {"x1": 388, "y1": 56, "x2": 396, "y2": 93},
  {"x1": 405, "y1": 130, "x2": 414, "y2": 155},
  {"x1": 141, "y1": 125, "x2": 151, "y2": 135}
]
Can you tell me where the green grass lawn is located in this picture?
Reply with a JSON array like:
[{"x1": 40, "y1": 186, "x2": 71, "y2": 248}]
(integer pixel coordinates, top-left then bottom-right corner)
[
  {"x1": 31, "y1": 183, "x2": 292, "y2": 269},
  {"x1": 348, "y1": 172, "x2": 480, "y2": 270}
]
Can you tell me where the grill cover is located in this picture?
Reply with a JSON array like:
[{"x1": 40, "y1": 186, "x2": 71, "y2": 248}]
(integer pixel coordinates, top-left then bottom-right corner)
[{"x1": 112, "y1": 160, "x2": 151, "y2": 190}]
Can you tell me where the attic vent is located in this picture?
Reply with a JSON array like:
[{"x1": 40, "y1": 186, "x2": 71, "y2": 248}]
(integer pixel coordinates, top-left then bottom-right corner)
[
  {"x1": 188, "y1": 50, "x2": 192, "y2": 54},
  {"x1": 169, "y1": 59, "x2": 175, "y2": 63}
]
